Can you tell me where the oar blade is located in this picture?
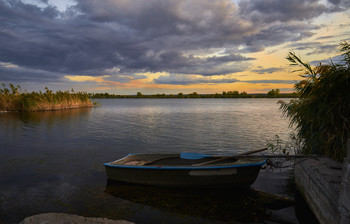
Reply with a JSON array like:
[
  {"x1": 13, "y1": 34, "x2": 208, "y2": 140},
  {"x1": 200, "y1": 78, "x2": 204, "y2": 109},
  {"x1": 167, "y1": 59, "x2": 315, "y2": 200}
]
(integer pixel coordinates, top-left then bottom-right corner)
[{"x1": 180, "y1": 152, "x2": 210, "y2": 160}]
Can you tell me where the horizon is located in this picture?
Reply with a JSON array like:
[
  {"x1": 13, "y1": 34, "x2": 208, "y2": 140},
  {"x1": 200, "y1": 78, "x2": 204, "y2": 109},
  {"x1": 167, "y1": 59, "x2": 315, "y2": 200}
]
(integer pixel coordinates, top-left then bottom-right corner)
[
  {"x1": 89, "y1": 89, "x2": 293, "y2": 96},
  {"x1": 0, "y1": 0, "x2": 349, "y2": 94}
]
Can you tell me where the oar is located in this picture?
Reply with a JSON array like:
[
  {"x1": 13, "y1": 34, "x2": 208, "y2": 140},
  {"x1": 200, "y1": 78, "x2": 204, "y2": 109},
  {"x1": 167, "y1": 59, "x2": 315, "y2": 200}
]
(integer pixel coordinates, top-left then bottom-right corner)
[
  {"x1": 181, "y1": 148, "x2": 267, "y2": 160},
  {"x1": 192, "y1": 148, "x2": 267, "y2": 166},
  {"x1": 181, "y1": 152, "x2": 221, "y2": 160}
]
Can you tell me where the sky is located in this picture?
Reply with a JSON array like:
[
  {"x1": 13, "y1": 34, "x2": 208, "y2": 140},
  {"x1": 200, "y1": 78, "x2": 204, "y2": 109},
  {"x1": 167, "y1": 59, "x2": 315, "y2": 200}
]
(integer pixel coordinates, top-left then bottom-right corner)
[{"x1": 0, "y1": 0, "x2": 349, "y2": 94}]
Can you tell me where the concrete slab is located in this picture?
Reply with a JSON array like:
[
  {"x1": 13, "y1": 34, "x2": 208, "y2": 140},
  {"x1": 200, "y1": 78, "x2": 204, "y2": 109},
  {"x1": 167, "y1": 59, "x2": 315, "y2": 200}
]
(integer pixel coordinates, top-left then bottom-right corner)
[{"x1": 295, "y1": 157, "x2": 343, "y2": 224}]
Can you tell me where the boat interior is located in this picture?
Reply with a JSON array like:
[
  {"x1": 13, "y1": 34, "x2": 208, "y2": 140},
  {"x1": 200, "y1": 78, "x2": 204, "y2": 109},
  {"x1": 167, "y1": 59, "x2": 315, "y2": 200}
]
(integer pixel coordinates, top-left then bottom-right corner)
[{"x1": 110, "y1": 153, "x2": 264, "y2": 167}]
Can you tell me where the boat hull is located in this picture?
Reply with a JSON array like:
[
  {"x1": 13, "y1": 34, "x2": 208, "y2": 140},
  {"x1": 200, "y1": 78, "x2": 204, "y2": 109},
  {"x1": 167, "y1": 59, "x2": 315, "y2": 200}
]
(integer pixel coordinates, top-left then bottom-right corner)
[
  {"x1": 104, "y1": 154, "x2": 265, "y2": 188},
  {"x1": 105, "y1": 165, "x2": 262, "y2": 187}
]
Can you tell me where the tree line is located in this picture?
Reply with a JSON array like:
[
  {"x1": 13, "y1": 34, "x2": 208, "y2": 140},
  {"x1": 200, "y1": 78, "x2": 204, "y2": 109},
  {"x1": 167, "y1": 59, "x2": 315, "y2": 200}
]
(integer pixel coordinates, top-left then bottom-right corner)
[{"x1": 89, "y1": 89, "x2": 297, "y2": 99}]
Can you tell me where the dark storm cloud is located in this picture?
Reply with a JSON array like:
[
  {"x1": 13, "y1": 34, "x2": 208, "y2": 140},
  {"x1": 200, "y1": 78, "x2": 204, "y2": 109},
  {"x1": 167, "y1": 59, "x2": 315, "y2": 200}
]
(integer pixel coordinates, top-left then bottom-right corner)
[
  {"x1": 0, "y1": 0, "x2": 258, "y2": 81},
  {"x1": 0, "y1": 0, "x2": 348, "y2": 84},
  {"x1": 0, "y1": 0, "x2": 120, "y2": 74},
  {"x1": 0, "y1": 63, "x2": 65, "y2": 82}
]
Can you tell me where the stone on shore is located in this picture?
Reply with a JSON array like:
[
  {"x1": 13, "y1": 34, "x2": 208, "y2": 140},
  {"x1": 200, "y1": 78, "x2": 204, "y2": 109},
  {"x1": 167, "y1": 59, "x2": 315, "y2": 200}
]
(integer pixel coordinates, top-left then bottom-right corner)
[{"x1": 19, "y1": 213, "x2": 135, "y2": 224}]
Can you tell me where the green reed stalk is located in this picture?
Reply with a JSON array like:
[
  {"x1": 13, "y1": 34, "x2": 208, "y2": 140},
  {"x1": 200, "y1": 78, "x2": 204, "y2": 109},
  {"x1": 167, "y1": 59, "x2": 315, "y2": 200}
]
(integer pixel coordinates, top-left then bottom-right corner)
[
  {"x1": 279, "y1": 41, "x2": 350, "y2": 162},
  {"x1": 0, "y1": 85, "x2": 93, "y2": 112}
]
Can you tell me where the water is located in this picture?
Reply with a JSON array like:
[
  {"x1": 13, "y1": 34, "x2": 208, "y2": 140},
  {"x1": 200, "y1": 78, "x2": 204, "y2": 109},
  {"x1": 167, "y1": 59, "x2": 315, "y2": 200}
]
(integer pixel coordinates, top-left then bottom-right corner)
[
  {"x1": 0, "y1": 98, "x2": 314, "y2": 223},
  {"x1": 89, "y1": 98, "x2": 291, "y2": 153}
]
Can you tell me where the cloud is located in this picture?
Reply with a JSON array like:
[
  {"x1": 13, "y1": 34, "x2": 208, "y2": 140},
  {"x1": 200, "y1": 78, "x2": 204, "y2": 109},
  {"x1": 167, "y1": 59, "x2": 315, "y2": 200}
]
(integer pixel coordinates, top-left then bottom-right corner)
[
  {"x1": 238, "y1": 0, "x2": 328, "y2": 23},
  {"x1": 287, "y1": 42, "x2": 339, "y2": 55},
  {"x1": 153, "y1": 74, "x2": 240, "y2": 85},
  {"x1": 252, "y1": 67, "x2": 284, "y2": 74},
  {"x1": 306, "y1": 44, "x2": 339, "y2": 55},
  {"x1": 243, "y1": 80, "x2": 297, "y2": 84},
  {"x1": 311, "y1": 54, "x2": 344, "y2": 65},
  {"x1": 326, "y1": 0, "x2": 350, "y2": 12},
  {"x1": 0, "y1": 61, "x2": 65, "y2": 82},
  {"x1": 0, "y1": 0, "x2": 257, "y2": 79},
  {"x1": 0, "y1": 0, "x2": 348, "y2": 87},
  {"x1": 238, "y1": 0, "x2": 350, "y2": 51},
  {"x1": 153, "y1": 74, "x2": 297, "y2": 86},
  {"x1": 244, "y1": 22, "x2": 319, "y2": 49},
  {"x1": 65, "y1": 75, "x2": 111, "y2": 83}
]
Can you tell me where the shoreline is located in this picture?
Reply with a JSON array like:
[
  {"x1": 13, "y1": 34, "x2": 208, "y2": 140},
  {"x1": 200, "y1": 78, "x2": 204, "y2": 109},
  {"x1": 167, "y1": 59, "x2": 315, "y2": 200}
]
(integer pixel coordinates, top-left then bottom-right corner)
[{"x1": 0, "y1": 104, "x2": 95, "y2": 113}]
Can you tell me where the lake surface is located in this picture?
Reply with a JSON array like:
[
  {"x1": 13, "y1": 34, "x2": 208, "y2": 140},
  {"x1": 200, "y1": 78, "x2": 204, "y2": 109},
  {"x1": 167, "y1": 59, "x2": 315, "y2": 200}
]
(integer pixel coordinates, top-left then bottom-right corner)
[{"x1": 0, "y1": 98, "x2": 315, "y2": 223}]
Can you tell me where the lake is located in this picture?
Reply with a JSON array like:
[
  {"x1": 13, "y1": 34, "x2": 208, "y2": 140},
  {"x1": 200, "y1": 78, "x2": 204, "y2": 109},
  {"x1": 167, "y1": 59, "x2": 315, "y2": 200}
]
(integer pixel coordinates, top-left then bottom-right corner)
[{"x1": 0, "y1": 98, "x2": 316, "y2": 223}]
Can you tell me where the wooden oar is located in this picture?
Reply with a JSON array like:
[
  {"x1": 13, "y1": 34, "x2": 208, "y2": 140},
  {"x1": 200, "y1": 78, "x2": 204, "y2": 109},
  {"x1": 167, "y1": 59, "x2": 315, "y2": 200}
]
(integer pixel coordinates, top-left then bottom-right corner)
[
  {"x1": 192, "y1": 148, "x2": 268, "y2": 166},
  {"x1": 226, "y1": 154, "x2": 321, "y2": 159},
  {"x1": 181, "y1": 148, "x2": 267, "y2": 160},
  {"x1": 181, "y1": 152, "x2": 230, "y2": 160}
]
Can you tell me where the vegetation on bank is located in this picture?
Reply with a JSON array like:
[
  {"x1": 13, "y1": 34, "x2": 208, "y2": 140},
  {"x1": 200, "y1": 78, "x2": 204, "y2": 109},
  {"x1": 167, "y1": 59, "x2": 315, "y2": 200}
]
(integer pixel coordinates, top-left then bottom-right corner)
[
  {"x1": 90, "y1": 89, "x2": 297, "y2": 99},
  {"x1": 0, "y1": 84, "x2": 93, "y2": 112},
  {"x1": 0, "y1": 84, "x2": 296, "y2": 112},
  {"x1": 279, "y1": 41, "x2": 350, "y2": 162}
]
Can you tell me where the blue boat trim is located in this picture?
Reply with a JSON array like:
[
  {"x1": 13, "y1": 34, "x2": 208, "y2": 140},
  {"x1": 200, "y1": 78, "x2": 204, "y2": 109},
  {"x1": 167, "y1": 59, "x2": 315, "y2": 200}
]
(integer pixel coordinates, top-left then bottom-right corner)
[{"x1": 104, "y1": 158, "x2": 266, "y2": 170}]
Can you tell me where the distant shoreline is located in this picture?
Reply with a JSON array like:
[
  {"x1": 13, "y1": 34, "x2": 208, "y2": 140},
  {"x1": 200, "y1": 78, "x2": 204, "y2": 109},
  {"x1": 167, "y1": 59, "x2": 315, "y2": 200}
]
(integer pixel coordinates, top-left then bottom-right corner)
[{"x1": 90, "y1": 92, "x2": 297, "y2": 99}]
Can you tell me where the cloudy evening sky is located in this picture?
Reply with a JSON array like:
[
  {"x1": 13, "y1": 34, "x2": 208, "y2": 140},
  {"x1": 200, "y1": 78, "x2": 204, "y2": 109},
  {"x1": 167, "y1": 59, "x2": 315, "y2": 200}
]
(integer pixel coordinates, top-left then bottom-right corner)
[{"x1": 0, "y1": 0, "x2": 349, "y2": 94}]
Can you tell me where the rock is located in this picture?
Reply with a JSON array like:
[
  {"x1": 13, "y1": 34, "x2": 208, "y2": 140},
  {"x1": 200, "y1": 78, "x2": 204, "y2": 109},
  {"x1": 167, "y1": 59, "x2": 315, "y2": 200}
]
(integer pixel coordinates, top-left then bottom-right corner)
[{"x1": 19, "y1": 213, "x2": 135, "y2": 224}]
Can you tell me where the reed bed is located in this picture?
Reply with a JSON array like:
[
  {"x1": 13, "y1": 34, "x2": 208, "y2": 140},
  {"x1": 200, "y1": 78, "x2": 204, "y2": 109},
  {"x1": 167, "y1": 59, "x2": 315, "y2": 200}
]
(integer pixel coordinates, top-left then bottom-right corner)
[
  {"x1": 279, "y1": 41, "x2": 350, "y2": 162},
  {"x1": 0, "y1": 84, "x2": 93, "y2": 112}
]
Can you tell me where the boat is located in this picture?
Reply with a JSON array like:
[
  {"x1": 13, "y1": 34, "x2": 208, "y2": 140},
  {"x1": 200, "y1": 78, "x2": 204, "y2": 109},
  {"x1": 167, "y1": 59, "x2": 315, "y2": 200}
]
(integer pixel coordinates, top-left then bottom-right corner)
[{"x1": 104, "y1": 153, "x2": 266, "y2": 188}]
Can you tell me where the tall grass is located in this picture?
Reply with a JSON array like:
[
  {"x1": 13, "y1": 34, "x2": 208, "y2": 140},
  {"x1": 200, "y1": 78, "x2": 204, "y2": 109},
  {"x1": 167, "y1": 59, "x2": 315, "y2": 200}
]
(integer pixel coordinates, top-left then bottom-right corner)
[
  {"x1": 0, "y1": 84, "x2": 93, "y2": 112},
  {"x1": 279, "y1": 41, "x2": 350, "y2": 162}
]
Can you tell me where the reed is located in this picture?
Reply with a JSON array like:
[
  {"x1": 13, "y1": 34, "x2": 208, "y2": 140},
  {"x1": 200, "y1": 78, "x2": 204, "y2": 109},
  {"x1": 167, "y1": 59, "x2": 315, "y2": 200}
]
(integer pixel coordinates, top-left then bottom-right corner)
[
  {"x1": 279, "y1": 41, "x2": 350, "y2": 162},
  {"x1": 0, "y1": 84, "x2": 93, "y2": 112}
]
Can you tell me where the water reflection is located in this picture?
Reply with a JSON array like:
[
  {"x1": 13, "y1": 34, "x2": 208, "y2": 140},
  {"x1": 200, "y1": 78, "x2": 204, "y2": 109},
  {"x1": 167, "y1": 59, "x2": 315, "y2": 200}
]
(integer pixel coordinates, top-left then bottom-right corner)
[
  {"x1": 1, "y1": 108, "x2": 92, "y2": 125},
  {"x1": 105, "y1": 181, "x2": 294, "y2": 224},
  {"x1": 0, "y1": 108, "x2": 92, "y2": 148},
  {"x1": 0, "y1": 99, "x2": 300, "y2": 224}
]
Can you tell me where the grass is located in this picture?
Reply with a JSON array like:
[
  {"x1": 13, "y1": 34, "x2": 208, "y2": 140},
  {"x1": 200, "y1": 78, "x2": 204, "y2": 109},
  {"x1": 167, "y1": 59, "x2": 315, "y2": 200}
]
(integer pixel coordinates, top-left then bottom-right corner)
[{"x1": 0, "y1": 84, "x2": 94, "y2": 112}]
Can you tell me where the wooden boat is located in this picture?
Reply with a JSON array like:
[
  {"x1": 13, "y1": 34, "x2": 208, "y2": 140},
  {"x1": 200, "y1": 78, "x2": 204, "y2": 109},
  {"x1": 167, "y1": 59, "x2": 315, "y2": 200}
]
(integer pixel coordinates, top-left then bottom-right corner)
[{"x1": 104, "y1": 153, "x2": 266, "y2": 188}]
